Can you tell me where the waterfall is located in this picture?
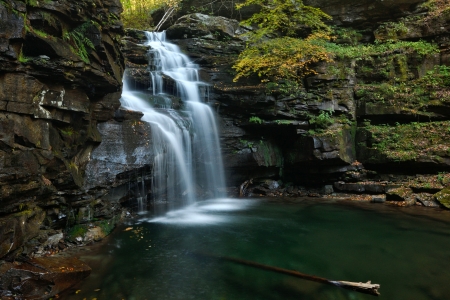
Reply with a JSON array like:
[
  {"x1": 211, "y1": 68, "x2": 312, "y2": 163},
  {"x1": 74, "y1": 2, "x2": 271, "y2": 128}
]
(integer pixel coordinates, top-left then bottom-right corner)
[{"x1": 120, "y1": 31, "x2": 226, "y2": 212}]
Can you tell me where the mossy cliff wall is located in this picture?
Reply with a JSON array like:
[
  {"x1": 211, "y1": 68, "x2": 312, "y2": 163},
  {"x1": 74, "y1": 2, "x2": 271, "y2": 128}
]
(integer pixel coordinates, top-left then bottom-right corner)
[
  {"x1": 0, "y1": 0, "x2": 125, "y2": 260},
  {"x1": 158, "y1": 0, "x2": 450, "y2": 206}
]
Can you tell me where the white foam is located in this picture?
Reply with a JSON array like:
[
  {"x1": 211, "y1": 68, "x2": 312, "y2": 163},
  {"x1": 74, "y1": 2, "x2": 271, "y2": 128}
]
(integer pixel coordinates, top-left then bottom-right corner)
[{"x1": 144, "y1": 198, "x2": 256, "y2": 225}]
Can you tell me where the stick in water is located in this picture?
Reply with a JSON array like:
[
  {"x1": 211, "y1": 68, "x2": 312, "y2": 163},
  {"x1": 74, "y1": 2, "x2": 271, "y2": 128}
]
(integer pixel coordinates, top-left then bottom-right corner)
[{"x1": 196, "y1": 253, "x2": 380, "y2": 296}]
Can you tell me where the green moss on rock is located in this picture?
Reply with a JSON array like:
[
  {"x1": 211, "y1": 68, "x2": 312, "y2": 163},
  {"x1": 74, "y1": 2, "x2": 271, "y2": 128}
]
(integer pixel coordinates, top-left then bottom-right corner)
[
  {"x1": 359, "y1": 121, "x2": 450, "y2": 163},
  {"x1": 435, "y1": 187, "x2": 450, "y2": 209}
]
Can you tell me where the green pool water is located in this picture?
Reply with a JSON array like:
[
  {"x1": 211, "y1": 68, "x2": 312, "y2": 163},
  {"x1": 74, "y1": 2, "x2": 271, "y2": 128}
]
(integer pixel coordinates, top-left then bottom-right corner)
[{"x1": 65, "y1": 198, "x2": 450, "y2": 300}]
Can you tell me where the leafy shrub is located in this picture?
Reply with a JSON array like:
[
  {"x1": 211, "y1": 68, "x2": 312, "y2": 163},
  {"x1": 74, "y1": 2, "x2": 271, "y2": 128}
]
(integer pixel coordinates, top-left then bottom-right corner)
[{"x1": 309, "y1": 110, "x2": 333, "y2": 129}]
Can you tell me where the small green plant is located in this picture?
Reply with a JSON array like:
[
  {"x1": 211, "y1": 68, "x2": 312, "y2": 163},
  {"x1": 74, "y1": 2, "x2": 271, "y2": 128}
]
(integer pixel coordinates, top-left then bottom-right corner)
[
  {"x1": 63, "y1": 22, "x2": 96, "y2": 63},
  {"x1": 240, "y1": 139, "x2": 254, "y2": 148},
  {"x1": 309, "y1": 110, "x2": 334, "y2": 129},
  {"x1": 26, "y1": 0, "x2": 38, "y2": 6},
  {"x1": 98, "y1": 220, "x2": 115, "y2": 235},
  {"x1": 60, "y1": 126, "x2": 74, "y2": 136},
  {"x1": 249, "y1": 116, "x2": 263, "y2": 124},
  {"x1": 332, "y1": 27, "x2": 363, "y2": 45},
  {"x1": 275, "y1": 120, "x2": 291, "y2": 125},
  {"x1": 67, "y1": 225, "x2": 88, "y2": 240},
  {"x1": 68, "y1": 161, "x2": 78, "y2": 171},
  {"x1": 18, "y1": 47, "x2": 31, "y2": 63}
]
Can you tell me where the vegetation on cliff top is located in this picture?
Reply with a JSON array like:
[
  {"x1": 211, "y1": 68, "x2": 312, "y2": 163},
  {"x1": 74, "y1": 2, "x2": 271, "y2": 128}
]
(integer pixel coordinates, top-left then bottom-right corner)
[
  {"x1": 232, "y1": 0, "x2": 440, "y2": 96},
  {"x1": 120, "y1": 0, "x2": 180, "y2": 29}
]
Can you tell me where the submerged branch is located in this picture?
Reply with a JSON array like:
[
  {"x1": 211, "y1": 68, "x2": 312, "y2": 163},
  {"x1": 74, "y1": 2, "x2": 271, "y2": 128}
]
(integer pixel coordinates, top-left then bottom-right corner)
[{"x1": 195, "y1": 253, "x2": 381, "y2": 296}]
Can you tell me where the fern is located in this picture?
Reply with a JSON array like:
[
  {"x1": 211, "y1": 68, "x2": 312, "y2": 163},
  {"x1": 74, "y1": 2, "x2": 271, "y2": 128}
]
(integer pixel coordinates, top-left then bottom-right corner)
[{"x1": 63, "y1": 22, "x2": 95, "y2": 63}]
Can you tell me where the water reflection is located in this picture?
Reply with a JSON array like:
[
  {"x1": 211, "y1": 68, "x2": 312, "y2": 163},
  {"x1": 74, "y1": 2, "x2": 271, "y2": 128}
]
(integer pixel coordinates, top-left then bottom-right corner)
[{"x1": 65, "y1": 199, "x2": 450, "y2": 300}]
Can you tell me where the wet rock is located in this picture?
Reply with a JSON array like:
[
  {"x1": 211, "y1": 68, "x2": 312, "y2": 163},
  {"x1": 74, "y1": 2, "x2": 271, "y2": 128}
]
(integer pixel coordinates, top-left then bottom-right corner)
[
  {"x1": 0, "y1": 0, "x2": 125, "y2": 258},
  {"x1": 262, "y1": 179, "x2": 280, "y2": 190},
  {"x1": 334, "y1": 181, "x2": 394, "y2": 194},
  {"x1": 84, "y1": 120, "x2": 154, "y2": 189},
  {"x1": 416, "y1": 193, "x2": 440, "y2": 208},
  {"x1": 0, "y1": 256, "x2": 91, "y2": 299},
  {"x1": 0, "y1": 208, "x2": 46, "y2": 259},
  {"x1": 386, "y1": 187, "x2": 414, "y2": 202},
  {"x1": 43, "y1": 233, "x2": 64, "y2": 249},
  {"x1": 434, "y1": 187, "x2": 450, "y2": 209},
  {"x1": 371, "y1": 195, "x2": 386, "y2": 203},
  {"x1": 321, "y1": 185, "x2": 334, "y2": 195}
]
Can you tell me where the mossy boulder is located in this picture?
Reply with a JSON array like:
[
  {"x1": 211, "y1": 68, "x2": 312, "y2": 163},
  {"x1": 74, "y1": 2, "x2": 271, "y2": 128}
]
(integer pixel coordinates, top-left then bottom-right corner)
[
  {"x1": 387, "y1": 186, "x2": 413, "y2": 201},
  {"x1": 434, "y1": 187, "x2": 450, "y2": 209}
]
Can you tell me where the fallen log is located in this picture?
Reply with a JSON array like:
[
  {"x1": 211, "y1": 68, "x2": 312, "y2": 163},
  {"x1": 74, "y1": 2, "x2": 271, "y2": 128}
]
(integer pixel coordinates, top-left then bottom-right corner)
[{"x1": 197, "y1": 253, "x2": 380, "y2": 296}]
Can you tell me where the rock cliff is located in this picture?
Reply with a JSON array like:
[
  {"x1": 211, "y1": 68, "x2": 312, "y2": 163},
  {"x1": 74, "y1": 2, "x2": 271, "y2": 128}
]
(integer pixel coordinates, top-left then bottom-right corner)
[
  {"x1": 160, "y1": 1, "x2": 450, "y2": 206},
  {"x1": 0, "y1": 0, "x2": 124, "y2": 266}
]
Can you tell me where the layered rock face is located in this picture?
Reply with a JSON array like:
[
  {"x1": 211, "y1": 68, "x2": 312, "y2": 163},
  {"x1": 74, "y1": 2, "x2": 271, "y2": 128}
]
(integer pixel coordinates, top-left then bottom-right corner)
[
  {"x1": 163, "y1": 3, "x2": 450, "y2": 206},
  {"x1": 0, "y1": 0, "x2": 124, "y2": 262}
]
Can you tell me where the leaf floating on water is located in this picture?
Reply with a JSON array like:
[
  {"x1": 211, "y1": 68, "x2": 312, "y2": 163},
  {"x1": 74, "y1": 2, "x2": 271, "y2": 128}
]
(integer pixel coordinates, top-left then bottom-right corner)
[
  {"x1": 75, "y1": 290, "x2": 81, "y2": 294},
  {"x1": 94, "y1": 289, "x2": 101, "y2": 292},
  {"x1": 124, "y1": 227, "x2": 133, "y2": 231}
]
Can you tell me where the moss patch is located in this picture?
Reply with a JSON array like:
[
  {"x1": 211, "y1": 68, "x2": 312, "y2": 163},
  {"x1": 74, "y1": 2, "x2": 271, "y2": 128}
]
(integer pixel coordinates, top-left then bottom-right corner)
[
  {"x1": 362, "y1": 121, "x2": 450, "y2": 162},
  {"x1": 67, "y1": 224, "x2": 88, "y2": 241},
  {"x1": 435, "y1": 187, "x2": 450, "y2": 209}
]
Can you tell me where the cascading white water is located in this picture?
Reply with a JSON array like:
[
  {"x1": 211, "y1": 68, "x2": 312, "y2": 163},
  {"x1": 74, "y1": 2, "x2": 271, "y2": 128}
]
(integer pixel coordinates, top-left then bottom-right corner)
[{"x1": 120, "y1": 31, "x2": 226, "y2": 211}]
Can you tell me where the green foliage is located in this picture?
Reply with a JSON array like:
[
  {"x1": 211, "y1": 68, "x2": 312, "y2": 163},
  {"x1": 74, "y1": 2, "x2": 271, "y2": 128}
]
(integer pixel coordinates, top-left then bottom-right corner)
[
  {"x1": 240, "y1": 139, "x2": 254, "y2": 148},
  {"x1": 365, "y1": 121, "x2": 450, "y2": 162},
  {"x1": 374, "y1": 21, "x2": 409, "y2": 41},
  {"x1": 249, "y1": 116, "x2": 263, "y2": 124},
  {"x1": 18, "y1": 47, "x2": 31, "y2": 63},
  {"x1": 67, "y1": 225, "x2": 88, "y2": 239},
  {"x1": 26, "y1": 0, "x2": 38, "y2": 6},
  {"x1": 237, "y1": 0, "x2": 331, "y2": 42},
  {"x1": 332, "y1": 27, "x2": 363, "y2": 45},
  {"x1": 355, "y1": 65, "x2": 450, "y2": 113},
  {"x1": 309, "y1": 110, "x2": 333, "y2": 129},
  {"x1": 63, "y1": 22, "x2": 96, "y2": 63},
  {"x1": 266, "y1": 80, "x2": 305, "y2": 97},
  {"x1": 60, "y1": 126, "x2": 75, "y2": 136},
  {"x1": 98, "y1": 220, "x2": 115, "y2": 235},
  {"x1": 275, "y1": 120, "x2": 291, "y2": 125},
  {"x1": 419, "y1": 0, "x2": 450, "y2": 24},
  {"x1": 233, "y1": 0, "x2": 332, "y2": 83},
  {"x1": 234, "y1": 34, "x2": 332, "y2": 82},
  {"x1": 120, "y1": 0, "x2": 180, "y2": 29},
  {"x1": 325, "y1": 40, "x2": 439, "y2": 61}
]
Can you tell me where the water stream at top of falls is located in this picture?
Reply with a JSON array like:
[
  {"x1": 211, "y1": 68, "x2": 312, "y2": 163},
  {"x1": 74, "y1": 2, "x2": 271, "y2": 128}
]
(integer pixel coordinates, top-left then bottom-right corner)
[{"x1": 120, "y1": 31, "x2": 226, "y2": 212}]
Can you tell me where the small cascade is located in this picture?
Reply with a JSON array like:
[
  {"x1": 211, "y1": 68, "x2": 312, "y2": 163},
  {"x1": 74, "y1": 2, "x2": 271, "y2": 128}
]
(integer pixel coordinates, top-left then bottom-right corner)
[{"x1": 120, "y1": 31, "x2": 226, "y2": 212}]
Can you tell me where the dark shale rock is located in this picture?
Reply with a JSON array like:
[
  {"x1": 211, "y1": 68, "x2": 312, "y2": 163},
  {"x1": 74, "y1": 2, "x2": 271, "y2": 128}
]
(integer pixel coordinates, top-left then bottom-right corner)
[
  {"x1": 0, "y1": 208, "x2": 45, "y2": 259},
  {"x1": 0, "y1": 256, "x2": 91, "y2": 299},
  {"x1": 0, "y1": 0, "x2": 125, "y2": 260},
  {"x1": 416, "y1": 193, "x2": 440, "y2": 208},
  {"x1": 84, "y1": 116, "x2": 154, "y2": 189}
]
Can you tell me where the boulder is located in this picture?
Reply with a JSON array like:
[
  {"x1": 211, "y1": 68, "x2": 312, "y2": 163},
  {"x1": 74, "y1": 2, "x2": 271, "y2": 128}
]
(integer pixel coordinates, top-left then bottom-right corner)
[
  {"x1": 0, "y1": 208, "x2": 45, "y2": 259},
  {"x1": 434, "y1": 187, "x2": 450, "y2": 209},
  {"x1": 166, "y1": 13, "x2": 242, "y2": 40}
]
